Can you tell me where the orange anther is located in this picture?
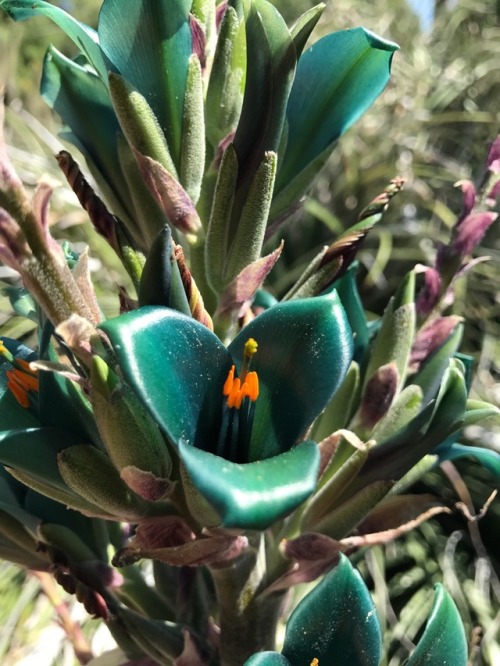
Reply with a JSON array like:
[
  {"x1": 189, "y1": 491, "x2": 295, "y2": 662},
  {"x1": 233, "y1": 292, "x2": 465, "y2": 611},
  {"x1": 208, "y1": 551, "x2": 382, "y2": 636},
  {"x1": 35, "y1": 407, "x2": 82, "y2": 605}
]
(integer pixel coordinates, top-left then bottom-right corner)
[
  {"x1": 245, "y1": 371, "x2": 259, "y2": 401},
  {"x1": 223, "y1": 365, "x2": 235, "y2": 396}
]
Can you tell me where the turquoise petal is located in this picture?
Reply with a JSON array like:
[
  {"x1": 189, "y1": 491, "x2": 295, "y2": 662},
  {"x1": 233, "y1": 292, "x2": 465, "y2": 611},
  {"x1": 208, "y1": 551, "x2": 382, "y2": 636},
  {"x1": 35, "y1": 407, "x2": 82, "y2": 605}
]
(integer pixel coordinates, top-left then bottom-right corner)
[
  {"x1": 406, "y1": 585, "x2": 467, "y2": 666},
  {"x1": 229, "y1": 293, "x2": 353, "y2": 460},
  {"x1": 276, "y1": 28, "x2": 398, "y2": 191},
  {"x1": 177, "y1": 439, "x2": 320, "y2": 529},
  {"x1": 244, "y1": 653, "x2": 291, "y2": 666},
  {"x1": 282, "y1": 554, "x2": 382, "y2": 666},
  {"x1": 100, "y1": 307, "x2": 231, "y2": 452},
  {"x1": 98, "y1": 0, "x2": 192, "y2": 169}
]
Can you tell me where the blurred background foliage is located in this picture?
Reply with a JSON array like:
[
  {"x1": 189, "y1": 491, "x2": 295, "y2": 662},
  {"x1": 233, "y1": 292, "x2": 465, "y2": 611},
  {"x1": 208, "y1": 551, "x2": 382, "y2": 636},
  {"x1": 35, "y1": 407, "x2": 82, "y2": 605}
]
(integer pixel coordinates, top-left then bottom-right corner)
[{"x1": 0, "y1": 0, "x2": 499, "y2": 664}]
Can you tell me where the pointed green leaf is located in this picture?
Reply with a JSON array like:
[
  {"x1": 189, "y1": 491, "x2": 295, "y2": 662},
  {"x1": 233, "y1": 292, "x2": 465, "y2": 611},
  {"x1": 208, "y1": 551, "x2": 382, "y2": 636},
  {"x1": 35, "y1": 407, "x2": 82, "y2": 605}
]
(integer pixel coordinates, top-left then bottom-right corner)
[
  {"x1": 311, "y1": 362, "x2": 360, "y2": 441},
  {"x1": 370, "y1": 384, "x2": 423, "y2": 443},
  {"x1": 98, "y1": 0, "x2": 192, "y2": 169},
  {"x1": 205, "y1": 5, "x2": 246, "y2": 149},
  {"x1": 178, "y1": 439, "x2": 319, "y2": 529},
  {"x1": 108, "y1": 72, "x2": 178, "y2": 178},
  {"x1": 276, "y1": 27, "x2": 398, "y2": 191},
  {"x1": 289, "y1": 4, "x2": 325, "y2": 57},
  {"x1": 228, "y1": 292, "x2": 353, "y2": 459},
  {"x1": 407, "y1": 585, "x2": 467, "y2": 666},
  {"x1": 0, "y1": 0, "x2": 107, "y2": 79},
  {"x1": 413, "y1": 324, "x2": 463, "y2": 405},
  {"x1": 205, "y1": 144, "x2": 239, "y2": 292},
  {"x1": 364, "y1": 271, "x2": 416, "y2": 393},
  {"x1": 41, "y1": 47, "x2": 130, "y2": 214},
  {"x1": 282, "y1": 554, "x2": 382, "y2": 666},
  {"x1": 180, "y1": 55, "x2": 206, "y2": 204},
  {"x1": 224, "y1": 151, "x2": 277, "y2": 285}
]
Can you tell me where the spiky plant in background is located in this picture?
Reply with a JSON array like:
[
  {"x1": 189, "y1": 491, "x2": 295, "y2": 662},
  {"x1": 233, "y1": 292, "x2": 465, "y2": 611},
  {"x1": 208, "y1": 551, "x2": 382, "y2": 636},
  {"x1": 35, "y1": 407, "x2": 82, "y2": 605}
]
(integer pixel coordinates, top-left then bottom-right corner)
[{"x1": 0, "y1": 1, "x2": 499, "y2": 664}]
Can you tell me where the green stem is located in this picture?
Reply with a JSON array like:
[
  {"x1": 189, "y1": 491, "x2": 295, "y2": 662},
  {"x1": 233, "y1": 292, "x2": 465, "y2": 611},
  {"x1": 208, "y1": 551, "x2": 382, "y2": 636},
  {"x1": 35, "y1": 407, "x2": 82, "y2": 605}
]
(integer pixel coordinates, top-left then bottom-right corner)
[{"x1": 210, "y1": 536, "x2": 286, "y2": 666}]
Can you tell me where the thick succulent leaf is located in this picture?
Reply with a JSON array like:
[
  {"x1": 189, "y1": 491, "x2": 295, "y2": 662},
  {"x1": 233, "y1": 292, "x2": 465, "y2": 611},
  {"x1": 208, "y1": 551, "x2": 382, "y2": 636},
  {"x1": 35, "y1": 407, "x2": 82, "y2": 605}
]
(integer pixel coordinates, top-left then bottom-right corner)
[
  {"x1": 100, "y1": 307, "x2": 231, "y2": 453},
  {"x1": 229, "y1": 292, "x2": 353, "y2": 460},
  {"x1": 41, "y1": 47, "x2": 131, "y2": 213},
  {"x1": 205, "y1": 5, "x2": 246, "y2": 149},
  {"x1": 98, "y1": 0, "x2": 192, "y2": 169},
  {"x1": 311, "y1": 362, "x2": 360, "y2": 441},
  {"x1": 244, "y1": 653, "x2": 291, "y2": 666},
  {"x1": 282, "y1": 554, "x2": 382, "y2": 666},
  {"x1": 0, "y1": 0, "x2": 107, "y2": 79},
  {"x1": 363, "y1": 271, "x2": 415, "y2": 394},
  {"x1": 178, "y1": 439, "x2": 320, "y2": 529},
  {"x1": 276, "y1": 28, "x2": 398, "y2": 191},
  {"x1": 406, "y1": 584, "x2": 467, "y2": 666},
  {"x1": 435, "y1": 442, "x2": 500, "y2": 477}
]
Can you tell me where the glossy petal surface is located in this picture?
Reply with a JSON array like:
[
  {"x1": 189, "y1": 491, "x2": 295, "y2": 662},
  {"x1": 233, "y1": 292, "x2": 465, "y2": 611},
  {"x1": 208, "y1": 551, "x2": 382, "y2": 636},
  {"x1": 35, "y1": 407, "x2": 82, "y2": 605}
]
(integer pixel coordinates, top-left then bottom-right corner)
[
  {"x1": 282, "y1": 554, "x2": 382, "y2": 666},
  {"x1": 244, "y1": 653, "x2": 290, "y2": 666},
  {"x1": 100, "y1": 307, "x2": 231, "y2": 452},
  {"x1": 228, "y1": 292, "x2": 353, "y2": 460},
  {"x1": 178, "y1": 439, "x2": 320, "y2": 529},
  {"x1": 407, "y1": 584, "x2": 467, "y2": 666}
]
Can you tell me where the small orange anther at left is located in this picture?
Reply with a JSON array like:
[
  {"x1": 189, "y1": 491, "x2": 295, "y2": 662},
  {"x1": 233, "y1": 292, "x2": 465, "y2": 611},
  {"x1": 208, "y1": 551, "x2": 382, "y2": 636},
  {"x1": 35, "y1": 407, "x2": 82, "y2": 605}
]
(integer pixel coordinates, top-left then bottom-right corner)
[{"x1": 223, "y1": 365, "x2": 235, "y2": 396}]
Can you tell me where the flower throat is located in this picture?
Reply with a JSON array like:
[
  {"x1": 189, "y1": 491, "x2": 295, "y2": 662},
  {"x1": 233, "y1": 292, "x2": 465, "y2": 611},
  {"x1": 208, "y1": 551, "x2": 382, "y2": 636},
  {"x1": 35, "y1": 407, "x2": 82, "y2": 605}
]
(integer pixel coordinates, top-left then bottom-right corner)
[{"x1": 216, "y1": 339, "x2": 259, "y2": 463}]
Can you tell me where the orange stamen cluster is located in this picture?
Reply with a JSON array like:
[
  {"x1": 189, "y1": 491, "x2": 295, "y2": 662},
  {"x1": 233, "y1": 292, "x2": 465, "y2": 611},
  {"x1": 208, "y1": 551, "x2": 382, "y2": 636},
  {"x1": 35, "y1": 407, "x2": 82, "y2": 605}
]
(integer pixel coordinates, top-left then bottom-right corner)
[
  {"x1": 310, "y1": 659, "x2": 319, "y2": 666},
  {"x1": 223, "y1": 365, "x2": 259, "y2": 409},
  {"x1": 222, "y1": 338, "x2": 260, "y2": 409},
  {"x1": 6, "y1": 360, "x2": 39, "y2": 409}
]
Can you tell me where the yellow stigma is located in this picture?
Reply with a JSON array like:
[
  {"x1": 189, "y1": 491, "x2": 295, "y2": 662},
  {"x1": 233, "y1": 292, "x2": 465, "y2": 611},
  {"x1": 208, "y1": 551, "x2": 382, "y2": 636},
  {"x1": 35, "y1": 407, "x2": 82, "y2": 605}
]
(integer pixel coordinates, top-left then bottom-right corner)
[
  {"x1": 310, "y1": 659, "x2": 319, "y2": 666},
  {"x1": 0, "y1": 340, "x2": 14, "y2": 363},
  {"x1": 244, "y1": 338, "x2": 258, "y2": 359}
]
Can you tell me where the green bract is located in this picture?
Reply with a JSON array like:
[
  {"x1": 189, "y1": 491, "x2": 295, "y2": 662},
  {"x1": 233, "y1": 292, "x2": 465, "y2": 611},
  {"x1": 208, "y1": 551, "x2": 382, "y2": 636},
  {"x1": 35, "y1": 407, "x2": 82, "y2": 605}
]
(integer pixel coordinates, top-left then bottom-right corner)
[{"x1": 100, "y1": 292, "x2": 353, "y2": 529}]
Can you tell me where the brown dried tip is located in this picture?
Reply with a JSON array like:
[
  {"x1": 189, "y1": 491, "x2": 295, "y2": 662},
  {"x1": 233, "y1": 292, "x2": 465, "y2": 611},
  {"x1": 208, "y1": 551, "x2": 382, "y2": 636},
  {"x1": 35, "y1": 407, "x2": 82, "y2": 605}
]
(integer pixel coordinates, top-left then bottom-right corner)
[{"x1": 174, "y1": 244, "x2": 213, "y2": 330}]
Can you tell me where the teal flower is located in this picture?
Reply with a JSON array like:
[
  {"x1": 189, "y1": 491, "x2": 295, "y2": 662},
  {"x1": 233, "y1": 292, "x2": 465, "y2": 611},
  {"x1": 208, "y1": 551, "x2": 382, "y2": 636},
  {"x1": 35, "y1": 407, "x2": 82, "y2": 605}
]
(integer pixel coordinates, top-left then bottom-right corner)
[
  {"x1": 243, "y1": 555, "x2": 467, "y2": 666},
  {"x1": 100, "y1": 292, "x2": 353, "y2": 530}
]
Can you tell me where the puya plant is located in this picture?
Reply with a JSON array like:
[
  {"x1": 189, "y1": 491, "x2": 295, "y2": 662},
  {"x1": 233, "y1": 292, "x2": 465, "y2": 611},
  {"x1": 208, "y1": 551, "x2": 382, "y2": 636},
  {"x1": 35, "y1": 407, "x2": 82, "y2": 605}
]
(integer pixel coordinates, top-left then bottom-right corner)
[{"x1": 0, "y1": 0, "x2": 499, "y2": 664}]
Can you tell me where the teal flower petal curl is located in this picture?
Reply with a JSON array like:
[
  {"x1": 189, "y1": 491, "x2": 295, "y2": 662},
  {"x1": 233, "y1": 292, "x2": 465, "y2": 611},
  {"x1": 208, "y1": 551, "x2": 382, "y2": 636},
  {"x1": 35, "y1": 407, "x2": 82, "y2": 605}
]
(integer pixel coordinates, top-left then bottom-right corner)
[
  {"x1": 282, "y1": 554, "x2": 382, "y2": 666},
  {"x1": 229, "y1": 292, "x2": 353, "y2": 460},
  {"x1": 178, "y1": 439, "x2": 320, "y2": 529},
  {"x1": 100, "y1": 307, "x2": 231, "y2": 453}
]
